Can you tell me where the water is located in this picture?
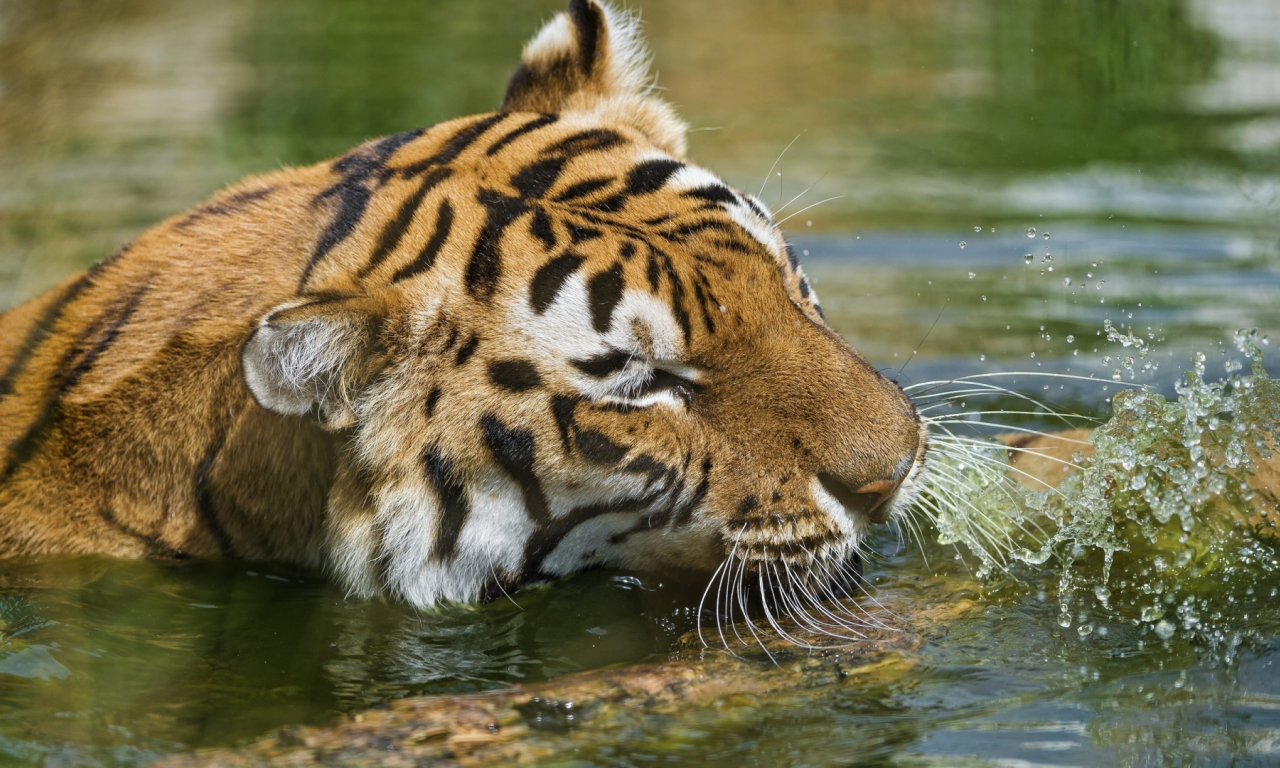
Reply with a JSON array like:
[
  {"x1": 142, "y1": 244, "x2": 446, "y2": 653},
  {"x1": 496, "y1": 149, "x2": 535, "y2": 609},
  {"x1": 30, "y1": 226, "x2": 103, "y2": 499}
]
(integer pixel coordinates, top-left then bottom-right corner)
[{"x1": 2, "y1": 0, "x2": 1279, "y2": 765}]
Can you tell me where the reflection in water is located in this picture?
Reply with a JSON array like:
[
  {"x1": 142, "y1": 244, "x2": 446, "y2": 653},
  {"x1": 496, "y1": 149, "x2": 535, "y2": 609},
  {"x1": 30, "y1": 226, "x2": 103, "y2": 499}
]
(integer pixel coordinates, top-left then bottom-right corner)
[{"x1": 0, "y1": 0, "x2": 1278, "y2": 765}]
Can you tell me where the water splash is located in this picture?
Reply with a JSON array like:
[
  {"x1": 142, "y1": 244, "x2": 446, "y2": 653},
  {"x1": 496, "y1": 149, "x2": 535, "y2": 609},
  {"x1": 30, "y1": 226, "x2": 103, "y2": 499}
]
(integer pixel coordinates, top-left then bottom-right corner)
[{"x1": 912, "y1": 329, "x2": 1280, "y2": 658}]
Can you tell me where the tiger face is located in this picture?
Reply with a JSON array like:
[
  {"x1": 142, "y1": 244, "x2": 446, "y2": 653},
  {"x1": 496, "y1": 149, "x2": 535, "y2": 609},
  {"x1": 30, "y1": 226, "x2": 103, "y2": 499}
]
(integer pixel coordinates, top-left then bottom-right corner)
[{"x1": 240, "y1": 0, "x2": 927, "y2": 605}]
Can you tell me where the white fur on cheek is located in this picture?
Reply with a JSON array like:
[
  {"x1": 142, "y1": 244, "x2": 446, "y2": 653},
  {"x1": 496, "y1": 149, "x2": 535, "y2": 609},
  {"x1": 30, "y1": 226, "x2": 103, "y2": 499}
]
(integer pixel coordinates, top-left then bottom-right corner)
[
  {"x1": 516, "y1": 272, "x2": 609, "y2": 363},
  {"x1": 603, "y1": 289, "x2": 684, "y2": 361},
  {"x1": 357, "y1": 474, "x2": 535, "y2": 607}
]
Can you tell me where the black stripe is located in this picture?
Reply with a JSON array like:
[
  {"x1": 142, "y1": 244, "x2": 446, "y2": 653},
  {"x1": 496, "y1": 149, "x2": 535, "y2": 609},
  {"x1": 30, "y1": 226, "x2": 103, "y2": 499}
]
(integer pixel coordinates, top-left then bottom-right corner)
[
  {"x1": 99, "y1": 506, "x2": 182, "y2": 559},
  {"x1": 586, "y1": 195, "x2": 626, "y2": 213},
  {"x1": 570, "y1": 225, "x2": 603, "y2": 244},
  {"x1": 529, "y1": 253, "x2": 584, "y2": 314},
  {"x1": 568, "y1": 0, "x2": 603, "y2": 75},
  {"x1": 692, "y1": 280, "x2": 716, "y2": 335},
  {"x1": 609, "y1": 463, "x2": 684, "y2": 544},
  {"x1": 626, "y1": 159, "x2": 684, "y2": 195},
  {"x1": 575, "y1": 429, "x2": 629, "y2": 465},
  {"x1": 0, "y1": 271, "x2": 96, "y2": 399},
  {"x1": 529, "y1": 208, "x2": 557, "y2": 250},
  {"x1": 194, "y1": 423, "x2": 236, "y2": 557},
  {"x1": 587, "y1": 262, "x2": 625, "y2": 333},
  {"x1": 646, "y1": 251, "x2": 660, "y2": 292},
  {"x1": 665, "y1": 219, "x2": 734, "y2": 241},
  {"x1": 300, "y1": 157, "x2": 379, "y2": 290},
  {"x1": 360, "y1": 167, "x2": 453, "y2": 278},
  {"x1": 550, "y1": 395, "x2": 579, "y2": 454},
  {"x1": 455, "y1": 335, "x2": 480, "y2": 366},
  {"x1": 426, "y1": 450, "x2": 471, "y2": 562},
  {"x1": 465, "y1": 190, "x2": 530, "y2": 300},
  {"x1": 785, "y1": 243, "x2": 801, "y2": 270},
  {"x1": 570, "y1": 350, "x2": 631, "y2": 378},
  {"x1": 743, "y1": 196, "x2": 771, "y2": 220},
  {"x1": 424, "y1": 387, "x2": 442, "y2": 418},
  {"x1": 488, "y1": 359, "x2": 542, "y2": 392},
  {"x1": 0, "y1": 282, "x2": 148, "y2": 483},
  {"x1": 623, "y1": 454, "x2": 669, "y2": 488},
  {"x1": 486, "y1": 114, "x2": 559, "y2": 156},
  {"x1": 544, "y1": 129, "x2": 627, "y2": 158},
  {"x1": 658, "y1": 253, "x2": 692, "y2": 342},
  {"x1": 175, "y1": 186, "x2": 275, "y2": 231},
  {"x1": 525, "y1": 490, "x2": 665, "y2": 580},
  {"x1": 511, "y1": 157, "x2": 567, "y2": 201},
  {"x1": 566, "y1": 209, "x2": 647, "y2": 239},
  {"x1": 374, "y1": 128, "x2": 426, "y2": 161},
  {"x1": 391, "y1": 198, "x2": 454, "y2": 283},
  {"x1": 399, "y1": 114, "x2": 508, "y2": 178},
  {"x1": 302, "y1": 129, "x2": 423, "y2": 287},
  {"x1": 555, "y1": 177, "x2": 613, "y2": 202},
  {"x1": 481, "y1": 415, "x2": 549, "y2": 524},
  {"x1": 682, "y1": 185, "x2": 738, "y2": 206},
  {"x1": 673, "y1": 458, "x2": 712, "y2": 527}
]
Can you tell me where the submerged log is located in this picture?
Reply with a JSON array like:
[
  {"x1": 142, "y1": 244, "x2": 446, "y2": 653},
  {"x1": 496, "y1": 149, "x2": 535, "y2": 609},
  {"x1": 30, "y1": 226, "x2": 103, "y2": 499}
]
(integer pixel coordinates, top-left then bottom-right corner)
[{"x1": 153, "y1": 576, "x2": 977, "y2": 768}]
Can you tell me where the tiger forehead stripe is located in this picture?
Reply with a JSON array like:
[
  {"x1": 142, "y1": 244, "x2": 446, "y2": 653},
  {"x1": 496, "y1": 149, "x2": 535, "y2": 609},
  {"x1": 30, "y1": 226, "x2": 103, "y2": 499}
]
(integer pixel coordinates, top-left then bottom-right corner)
[
  {"x1": 390, "y1": 198, "x2": 454, "y2": 284},
  {"x1": 297, "y1": 127, "x2": 425, "y2": 290},
  {"x1": 486, "y1": 113, "x2": 560, "y2": 157}
]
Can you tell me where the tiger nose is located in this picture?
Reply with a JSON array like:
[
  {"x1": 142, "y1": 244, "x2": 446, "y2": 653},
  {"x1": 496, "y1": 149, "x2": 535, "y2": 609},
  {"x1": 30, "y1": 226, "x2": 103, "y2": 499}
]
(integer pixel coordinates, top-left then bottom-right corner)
[{"x1": 816, "y1": 472, "x2": 903, "y2": 525}]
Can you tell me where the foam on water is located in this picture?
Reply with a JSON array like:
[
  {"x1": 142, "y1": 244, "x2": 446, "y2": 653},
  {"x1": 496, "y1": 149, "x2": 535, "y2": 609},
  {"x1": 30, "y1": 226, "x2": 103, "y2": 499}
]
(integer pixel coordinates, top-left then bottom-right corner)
[{"x1": 914, "y1": 329, "x2": 1280, "y2": 659}]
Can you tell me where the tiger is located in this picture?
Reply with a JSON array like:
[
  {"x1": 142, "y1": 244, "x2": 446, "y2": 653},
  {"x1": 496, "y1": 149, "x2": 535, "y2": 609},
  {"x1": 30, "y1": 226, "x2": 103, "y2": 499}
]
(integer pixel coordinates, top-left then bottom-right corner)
[{"x1": 0, "y1": 0, "x2": 927, "y2": 608}]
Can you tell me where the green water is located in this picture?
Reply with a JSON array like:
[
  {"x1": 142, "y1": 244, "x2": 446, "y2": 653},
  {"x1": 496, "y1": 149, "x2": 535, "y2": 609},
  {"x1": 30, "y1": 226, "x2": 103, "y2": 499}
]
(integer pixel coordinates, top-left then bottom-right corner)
[{"x1": 1, "y1": 0, "x2": 1279, "y2": 765}]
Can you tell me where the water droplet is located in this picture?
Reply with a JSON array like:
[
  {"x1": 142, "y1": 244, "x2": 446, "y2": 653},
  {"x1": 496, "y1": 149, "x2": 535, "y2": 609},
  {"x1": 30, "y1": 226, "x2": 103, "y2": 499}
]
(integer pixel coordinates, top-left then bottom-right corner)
[
  {"x1": 805, "y1": 220, "x2": 812, "y2": 227},
  {"x1": 1047, "y1": 266, "x2": 1054, "y2": 272},
  {"x1": 1064, "y1": 277, "x2": 1071, "y2": 287},
  {"x1": 974, "y1": 226, "x2": 982, "y2": 233},
  {"x1": 1066, "y1": 335, "x2": 1075, "y2": 343},
  {"x1": 1078, "y1": 623, "x2": 1094, "y2": 637},
  {"x1": 1043, "y1": 232, "x2": 1051, "y2": 240},
  {"x1": 979, "y1": 354, "x2": 986, "y2": 361},
  {"x1": 1154, "y1": 620, "x2": 1175, "y2": 640},
  {"x1": 960, "y1": 242, "x2": 967, "y2": 249},
  {"x1": 1024, "y1": 254, "x2": 1034, "y2": 264},
  {"x1": 1058, "y1": 613, "x2": 1072, "y2": 628},
  {"x1": 981, "y1": 295, "x2": 987, "y2": 301},
  {"x1": 1027, "y1": 227, "x2": 1037, "y2": 238},
  {"x1": 968, "y1": 271, "x2": 976, "y2": 279}
]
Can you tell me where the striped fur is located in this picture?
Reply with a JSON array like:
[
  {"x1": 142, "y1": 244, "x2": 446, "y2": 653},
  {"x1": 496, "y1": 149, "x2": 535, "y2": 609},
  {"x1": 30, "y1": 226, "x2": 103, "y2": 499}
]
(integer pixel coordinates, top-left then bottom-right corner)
[{"x1": 0, "y1": 1, "x2": 926, "y2": 606}]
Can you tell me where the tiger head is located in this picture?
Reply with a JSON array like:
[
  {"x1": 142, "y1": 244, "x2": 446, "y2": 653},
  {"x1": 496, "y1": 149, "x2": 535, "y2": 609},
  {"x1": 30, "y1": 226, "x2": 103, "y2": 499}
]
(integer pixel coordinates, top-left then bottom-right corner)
[{"x1": 241, "y1": 0, "x2": 927, "y2": 606}]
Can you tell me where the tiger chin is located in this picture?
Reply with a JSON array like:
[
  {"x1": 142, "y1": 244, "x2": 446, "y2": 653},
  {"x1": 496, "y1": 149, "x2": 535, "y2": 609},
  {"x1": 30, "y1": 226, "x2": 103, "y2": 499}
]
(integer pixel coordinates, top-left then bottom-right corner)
[{"x1": 0, "y1": 0, "x2": 927, "y2": 609}]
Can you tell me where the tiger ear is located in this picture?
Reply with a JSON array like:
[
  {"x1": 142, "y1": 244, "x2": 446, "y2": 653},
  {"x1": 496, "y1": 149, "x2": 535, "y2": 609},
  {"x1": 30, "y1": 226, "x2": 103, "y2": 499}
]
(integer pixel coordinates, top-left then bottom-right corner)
[
  {"x1": 241, "y1": 295, "x2": 384, "y2": 431},
  {"x1": 501, "y1": 0, "x2": 687, "y2": 157}
]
